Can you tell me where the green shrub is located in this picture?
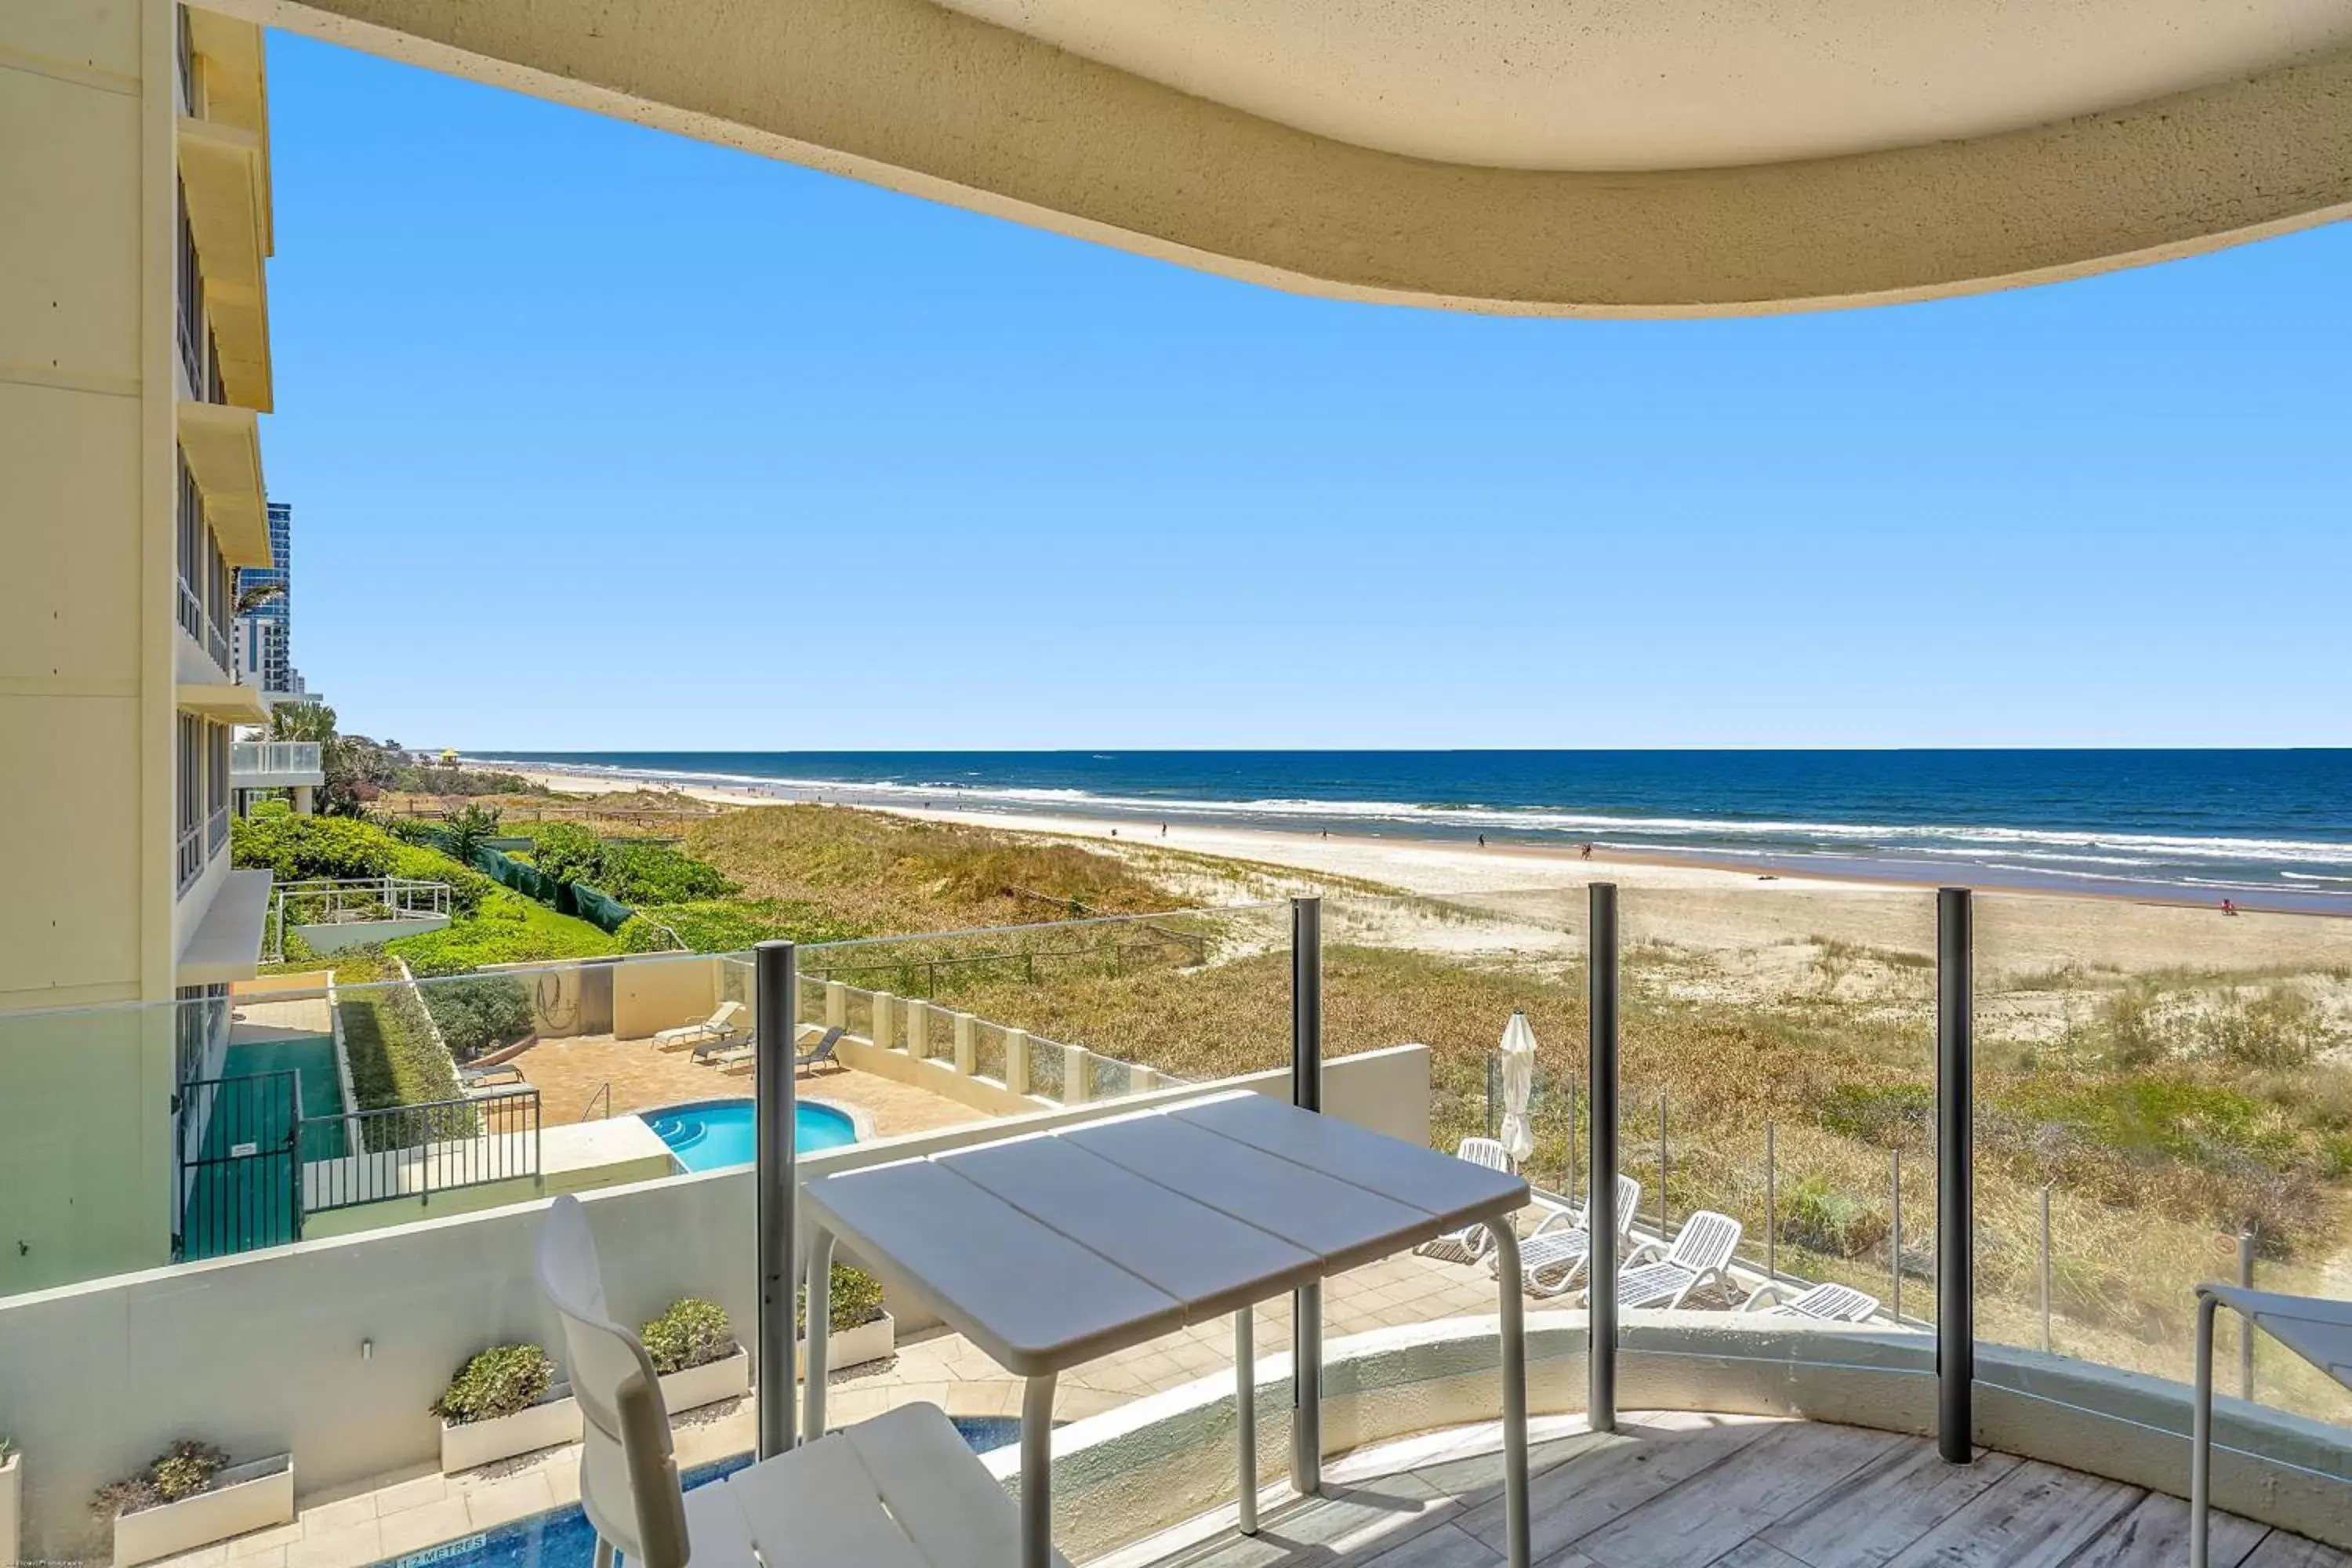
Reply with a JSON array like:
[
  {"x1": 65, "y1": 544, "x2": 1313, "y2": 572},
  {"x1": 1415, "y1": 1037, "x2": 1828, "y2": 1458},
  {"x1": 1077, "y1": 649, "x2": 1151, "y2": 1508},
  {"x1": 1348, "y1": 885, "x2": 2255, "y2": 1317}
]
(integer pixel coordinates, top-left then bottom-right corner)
[
  {"x1": 510, "y1": 822, "x2": 735, "y2": 906},
  {"x1": 432, "y1": 1344, "x2": 554, "y2": 1425},
  {"x1": 797, "y1": 1263, "x2": 887, "y2": 1336},
  {"x1": 642, "y1": 1298, "x2": 735, "y2": 1374},
  {"x1": 338, "y1": 979, "x2": 473, "y2": 1146},
  {"x1": 417, "y1": 975, "x2": 535, "y2": 1059},
  {"x1": 91, "y1": 1439, "x2": 228, "y2": 1518},
  {"x1": 389, "y1": 891, "x2": 623, "y2": 977},
  {"x1": 1777, "y1": 1178, "x2": 1888, "y2": 1259},
  {"x1": 441, "y1": 804, "x2": 503, "y2": 868},
  {"x1": 232, "y1": 813, "x2": 394, "y2": 880}
]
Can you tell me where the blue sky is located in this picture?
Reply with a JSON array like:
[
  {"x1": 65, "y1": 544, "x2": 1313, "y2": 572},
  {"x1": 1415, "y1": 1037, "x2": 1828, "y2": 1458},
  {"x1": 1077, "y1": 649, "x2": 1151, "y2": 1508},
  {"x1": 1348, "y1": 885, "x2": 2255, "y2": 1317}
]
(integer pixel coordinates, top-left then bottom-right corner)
[{"x1": 264, "y1": 32, "x2": 2352, "y2": 752}]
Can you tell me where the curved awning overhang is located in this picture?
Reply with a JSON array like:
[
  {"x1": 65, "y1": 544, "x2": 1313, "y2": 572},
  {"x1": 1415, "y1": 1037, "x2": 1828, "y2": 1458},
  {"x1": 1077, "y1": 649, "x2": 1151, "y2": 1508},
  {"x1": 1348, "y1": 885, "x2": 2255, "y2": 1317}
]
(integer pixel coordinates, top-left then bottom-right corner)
[{"x1": 223, "y1": 0, "x2": 2352, "y2": 317}]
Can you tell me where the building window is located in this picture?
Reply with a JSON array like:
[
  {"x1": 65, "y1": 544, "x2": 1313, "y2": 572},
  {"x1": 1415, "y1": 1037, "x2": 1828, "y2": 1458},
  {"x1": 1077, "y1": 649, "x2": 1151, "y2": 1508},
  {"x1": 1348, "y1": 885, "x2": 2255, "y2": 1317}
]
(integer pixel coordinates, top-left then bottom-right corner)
[
  {"x1": 176, "y1": 185, "x2": 207, "y2": 398},
  {"x1": 174, "y1": 5, "x2": 198, "y2": 118},
  {"x1": 177, "y1": 452, "x2": 205, "y2": 644},
  {"x1": 176, "y1": 713, "x2": 204, "y2": 893},
  {"x1": 207, "y1": 721, "x2": 230, "y2": 854}
]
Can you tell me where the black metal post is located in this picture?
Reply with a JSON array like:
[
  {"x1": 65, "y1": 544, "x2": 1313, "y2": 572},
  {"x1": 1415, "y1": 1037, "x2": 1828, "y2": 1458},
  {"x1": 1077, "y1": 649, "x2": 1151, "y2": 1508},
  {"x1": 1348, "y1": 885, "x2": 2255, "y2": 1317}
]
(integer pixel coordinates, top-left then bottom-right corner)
[
  {"x1": 1290, "y1": 896, "x2": 1323, "y2": 1495},
  {"x1": 1588, "y1": 884, "x2": 1620, "y2": 1436},
  {"x1": 1936, "y1": 887, "x2": 1973, "y2": 1464},
  {"x1": 756, "y1": 939, "x2": 798, "y2": 1459}
]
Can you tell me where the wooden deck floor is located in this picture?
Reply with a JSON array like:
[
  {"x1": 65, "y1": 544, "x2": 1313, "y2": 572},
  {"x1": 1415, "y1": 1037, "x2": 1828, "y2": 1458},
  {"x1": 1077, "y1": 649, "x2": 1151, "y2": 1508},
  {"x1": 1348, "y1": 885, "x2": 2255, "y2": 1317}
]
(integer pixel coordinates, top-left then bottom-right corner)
[{"x1": 1117, "y1": 1412, "x2": 2349, "y2": 1568}]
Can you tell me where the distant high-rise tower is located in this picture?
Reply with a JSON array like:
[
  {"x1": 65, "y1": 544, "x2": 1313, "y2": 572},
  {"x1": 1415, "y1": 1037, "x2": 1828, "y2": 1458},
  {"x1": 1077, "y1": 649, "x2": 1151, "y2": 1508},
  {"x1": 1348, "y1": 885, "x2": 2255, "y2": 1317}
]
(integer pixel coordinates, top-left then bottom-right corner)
[{"x1": 235, "y1": 502, "x2": 301, "y2": 699}]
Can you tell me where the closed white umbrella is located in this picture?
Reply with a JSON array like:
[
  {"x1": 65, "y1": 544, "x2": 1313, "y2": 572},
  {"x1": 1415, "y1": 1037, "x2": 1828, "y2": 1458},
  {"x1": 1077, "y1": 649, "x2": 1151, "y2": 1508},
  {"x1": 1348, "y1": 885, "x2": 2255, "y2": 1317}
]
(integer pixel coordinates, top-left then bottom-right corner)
[{"x1": 1499, "y1": 1010, "x2": 1538, "y2": 1164}]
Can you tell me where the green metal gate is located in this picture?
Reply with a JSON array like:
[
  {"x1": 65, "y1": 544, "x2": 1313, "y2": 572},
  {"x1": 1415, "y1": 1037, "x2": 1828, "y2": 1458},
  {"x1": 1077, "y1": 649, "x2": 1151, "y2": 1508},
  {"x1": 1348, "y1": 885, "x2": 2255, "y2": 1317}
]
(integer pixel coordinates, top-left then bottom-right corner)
[{"x1": 174, "y1": 1069, "x2": 303, "y2": 1261}]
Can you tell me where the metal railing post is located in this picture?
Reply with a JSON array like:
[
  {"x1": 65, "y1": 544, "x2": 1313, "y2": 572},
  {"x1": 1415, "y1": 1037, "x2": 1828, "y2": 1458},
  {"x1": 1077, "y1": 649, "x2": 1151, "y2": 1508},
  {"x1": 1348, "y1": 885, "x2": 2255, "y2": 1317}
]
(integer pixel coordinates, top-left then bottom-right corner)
[
  {"x1": 1290, "y1": 895, "x2": 1323, "y2": 1497},
  {"x1": 2039, "y1": 1187, "x2": 2052, "y2": 1353},
  {"x1": 1936, "y1": 887, "x2": 1974, "y2": 1465},
  {"x1": 756, "y1": 940, "x2": 798, "y2": 1458},
  {"x1": 1766, "y1": 1123, "x2": 1777, "y2": 1283},
  {"x1": 2238, "y1": 1232, "x2": 2256, "y2": 1400},
  {"x1": 1891, "y1": 1148, "x2": 1903, "y2": 1323},
  {"x1": 1658, "y1": 1094, "x2": 1669, "y2": 1236},
  {"x1": 1588, "y1": 883, "x2": 1620, "y2": 1436}
]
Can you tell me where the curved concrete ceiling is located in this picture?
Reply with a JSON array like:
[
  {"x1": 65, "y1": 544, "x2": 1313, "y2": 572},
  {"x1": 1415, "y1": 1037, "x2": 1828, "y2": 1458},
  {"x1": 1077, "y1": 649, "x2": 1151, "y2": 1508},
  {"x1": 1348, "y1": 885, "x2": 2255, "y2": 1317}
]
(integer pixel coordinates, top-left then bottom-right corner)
[
  {"x1": 233, "y1": 0, "x2": 2352, "y2": 317},
  {"x1": 931, "y1": 0, "x2": 2352, "y2": 171}
]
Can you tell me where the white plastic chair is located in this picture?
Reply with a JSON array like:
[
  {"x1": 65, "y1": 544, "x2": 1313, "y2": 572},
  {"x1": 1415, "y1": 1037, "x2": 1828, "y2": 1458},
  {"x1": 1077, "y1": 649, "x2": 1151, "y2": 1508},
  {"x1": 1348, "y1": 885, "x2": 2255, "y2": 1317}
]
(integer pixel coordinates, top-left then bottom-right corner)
[
  {"x1": 536, "y1": 1194, "x2": 1060, "y2": 1568},
  {"x1": 1414, "y1": 1138, "x2": 1517, "y2": 1264},
  {"x1": 1740, "y1": 1279, "x2": 1879, "y2": 1323},
  {"x1": 654, "y1": 1000, "x2": 744, "y2": 1051},
  {"x1": 1616, "y1": 1210, "x2": 1744, "y2": 1310},
  {"x1": 1510, "y1": 1174, "x2": 1641, "y2": 1298}
]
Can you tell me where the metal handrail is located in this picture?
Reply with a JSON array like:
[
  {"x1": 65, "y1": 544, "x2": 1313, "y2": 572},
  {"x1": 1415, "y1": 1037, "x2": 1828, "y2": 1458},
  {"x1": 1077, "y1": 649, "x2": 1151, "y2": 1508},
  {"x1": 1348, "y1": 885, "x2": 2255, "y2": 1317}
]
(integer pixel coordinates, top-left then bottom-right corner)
[
  {"x1": 302, "y1": 1087, "x2": 541, "y2": 1214},
  {"x1": 581, "y1": 1082, "x2": 612, "y2": 1123},
  {"x1": 267, "y1": 877, "x2": 452, "y2": 963}
]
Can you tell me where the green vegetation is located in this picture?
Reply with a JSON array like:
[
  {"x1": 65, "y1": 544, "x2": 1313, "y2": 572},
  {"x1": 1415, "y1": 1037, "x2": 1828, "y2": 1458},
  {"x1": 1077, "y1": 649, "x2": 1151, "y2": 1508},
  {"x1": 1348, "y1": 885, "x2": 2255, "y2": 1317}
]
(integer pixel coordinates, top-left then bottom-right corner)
[
  {"x1": 388, "y1": 890, "x2": 622, "y2": 976},
  {"x1": 641, "y1": 1299, "x2": 735, "y2": 1374},
  {"x1": 416, "y1": 975, "x2": 535, "y2": 1059},
  {"x1": 431, "y1": 1344, "x2": 554, "y2": 1425},
  {"x1": 797, "y1": 1263, "x2": 887, "y2": 1335},
  {"x1": 338, "y1": 978, "x2": 473, "y2": 1146},
  {"x1": 230, "y1": 813, "x2": 495, "y2": 916},
  {"x1": 510, "y1": 821, "x2": 737, "y2": 906},
  {"x1": 620, "y1": 898, "x2": 867, "y2": 955},
  {"x1": 91, "y1": 1439, "x2": 230, "y2": 1518},
  {"x1": 438, "y1": 803, "x2": 503, "y2": 867},
  {"x1": 685, "y1": 806, "x2": 1177, "y2": 937}
]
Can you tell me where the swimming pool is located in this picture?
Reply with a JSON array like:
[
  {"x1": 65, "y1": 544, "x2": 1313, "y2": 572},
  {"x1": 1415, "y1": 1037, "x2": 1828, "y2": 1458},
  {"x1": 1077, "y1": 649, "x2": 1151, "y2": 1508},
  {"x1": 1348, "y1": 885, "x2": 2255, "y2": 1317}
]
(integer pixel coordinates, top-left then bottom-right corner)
[
  {"x1": 371, "y1": 1421, "x2": 1018, "y2": 1568},
  {"x1": 640, "y1": 1098, "x2": 857, "y2": 1172}
]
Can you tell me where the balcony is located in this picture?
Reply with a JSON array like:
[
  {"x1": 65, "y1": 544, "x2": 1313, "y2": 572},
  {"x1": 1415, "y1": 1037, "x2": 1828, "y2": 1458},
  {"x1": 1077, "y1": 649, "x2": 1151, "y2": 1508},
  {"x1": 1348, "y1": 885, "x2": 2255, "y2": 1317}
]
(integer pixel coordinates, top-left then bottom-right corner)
[
  {"x1": 174, "y1": 12, "x2": 273, "y2": 412},
  {"x1": 176, "y1": 401, "x2": 271, "y2": 568},
  {"x1": 263, "y1": 876, "x2": 453, "y2": 960},
  {"x1": 2, "y1": 898, "x2": 2348, "y2": 1568},
  {"x1": 230, "y1": 741, "x2": 325, "y2": 790}
]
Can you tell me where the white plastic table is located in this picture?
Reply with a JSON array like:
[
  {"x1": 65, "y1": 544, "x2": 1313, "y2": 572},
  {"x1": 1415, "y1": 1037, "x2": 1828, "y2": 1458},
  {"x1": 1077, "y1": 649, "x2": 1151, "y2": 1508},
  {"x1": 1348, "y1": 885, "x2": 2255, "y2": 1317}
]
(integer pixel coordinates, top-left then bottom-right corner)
[
  {"x1": 2190, "y1": 1283, "x2": 2352, "y2": 1568},
  {"x1": 799, "y1": 1091, "x2": 1534, "y2": 1568}
]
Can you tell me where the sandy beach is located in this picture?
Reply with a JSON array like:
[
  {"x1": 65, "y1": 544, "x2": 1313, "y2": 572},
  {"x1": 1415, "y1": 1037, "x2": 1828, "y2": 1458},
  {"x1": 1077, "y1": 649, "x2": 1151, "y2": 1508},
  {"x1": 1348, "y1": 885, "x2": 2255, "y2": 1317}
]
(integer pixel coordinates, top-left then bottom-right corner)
[{"x1": 477, "y1": 761, "x2": 2352, "y2": 984}]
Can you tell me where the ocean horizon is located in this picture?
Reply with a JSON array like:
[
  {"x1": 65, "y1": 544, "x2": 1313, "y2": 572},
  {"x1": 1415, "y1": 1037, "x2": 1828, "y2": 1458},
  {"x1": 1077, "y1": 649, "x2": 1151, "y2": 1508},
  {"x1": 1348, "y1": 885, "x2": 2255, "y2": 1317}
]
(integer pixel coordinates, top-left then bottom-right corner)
[{"x1": 462, "y1": 749, "x2": 2352, "y2": 913}]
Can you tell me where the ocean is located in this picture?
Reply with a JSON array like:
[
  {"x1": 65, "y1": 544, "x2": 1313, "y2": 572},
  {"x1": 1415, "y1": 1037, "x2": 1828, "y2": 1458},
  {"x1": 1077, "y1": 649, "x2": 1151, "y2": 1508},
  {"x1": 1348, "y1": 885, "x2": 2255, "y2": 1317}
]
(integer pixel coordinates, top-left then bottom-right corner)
[{"x1": 463, "y1": 750, "x2": 2352, "y2": 913}]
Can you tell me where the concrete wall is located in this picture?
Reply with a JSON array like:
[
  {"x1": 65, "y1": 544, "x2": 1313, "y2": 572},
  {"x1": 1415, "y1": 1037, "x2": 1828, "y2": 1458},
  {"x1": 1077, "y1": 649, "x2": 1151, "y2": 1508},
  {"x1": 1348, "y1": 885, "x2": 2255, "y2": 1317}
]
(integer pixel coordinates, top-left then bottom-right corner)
[
  {"x1": 0, "y1": 1047, "x2": 1428, "y2": 1558},
  {"x1": 0, "y1": 0, "x2": 176, "y2": 1016},
  {"x1": 611, "y1": 952, "x2": 718, "y2": 1041},
  {"x1": 0, "y1": 1004, "x2": 174, "y2": 1294}
]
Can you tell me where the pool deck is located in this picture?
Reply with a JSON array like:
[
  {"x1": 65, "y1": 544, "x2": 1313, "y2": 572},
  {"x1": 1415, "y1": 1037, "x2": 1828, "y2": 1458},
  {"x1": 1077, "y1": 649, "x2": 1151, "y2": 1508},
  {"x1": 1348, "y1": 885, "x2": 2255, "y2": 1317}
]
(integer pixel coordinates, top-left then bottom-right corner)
[{"x1": 497, "y1": 1030, "x2": 986, "y2": 1139}]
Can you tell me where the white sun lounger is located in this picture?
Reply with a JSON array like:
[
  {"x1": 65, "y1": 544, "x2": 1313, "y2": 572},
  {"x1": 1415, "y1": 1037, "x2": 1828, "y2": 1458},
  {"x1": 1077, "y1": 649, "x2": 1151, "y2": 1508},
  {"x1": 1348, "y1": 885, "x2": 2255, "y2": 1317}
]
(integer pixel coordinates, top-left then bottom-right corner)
[
  {"x1": 1504, "y1": 1174, "x2": 1642, "y2": 1298},
  {"x1": 1616, "y1": 1210, "x2": 1744, "y2": 1311},
  {"x1": 1414, "y1": 1138, "x2": 1518, "y2": 1264},
  {"x1": 1740, "y1": 1279, "x2": 1879, "y2": 1323},
  {"x1": 652, "y1": 999, "x2": 744, "y2": 1051},
  {"x1": 536, "y1": 1193, "x2": 1065, "y2": 1568}
]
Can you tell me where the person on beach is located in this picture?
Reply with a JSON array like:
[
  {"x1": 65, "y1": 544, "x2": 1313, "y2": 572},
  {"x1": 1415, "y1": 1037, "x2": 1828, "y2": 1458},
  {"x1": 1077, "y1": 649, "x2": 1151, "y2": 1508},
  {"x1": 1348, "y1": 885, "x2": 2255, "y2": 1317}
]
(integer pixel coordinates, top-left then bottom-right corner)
[
  {"x1": 2222, "y1": 898, "x2": 2238, "y2": 916},
  {"x1": 1160, "y1": 823, "x2": 1167, "y2": 837},
  {"x1": 1478, "y1": 834, "x2": 1486, "y2": 848},
  {"x1": 1581, "y1": 843, "x2": 1593, "y2": 860}
]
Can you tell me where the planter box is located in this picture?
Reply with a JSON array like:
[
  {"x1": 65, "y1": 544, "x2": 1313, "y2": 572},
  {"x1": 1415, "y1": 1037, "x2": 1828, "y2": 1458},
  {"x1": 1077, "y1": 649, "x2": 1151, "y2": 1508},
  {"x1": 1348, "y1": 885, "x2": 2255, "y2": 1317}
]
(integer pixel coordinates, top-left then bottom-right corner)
[
  {"x1": 2, "y1": 1450, "x2": 19, "y2": 1568},
  {"x1": 112, "y1": 1454, "x2": 293, "y2": 1568},
  {"x1": 439, "y1": 1385, "x2": 583, "y2": 1474},
  {"x1": 798, "y1": 1311, "x2": 895, "y2": 1377},
  {"x1": 658, "y1": 1346, "x2": 750, "y2": 1414}
]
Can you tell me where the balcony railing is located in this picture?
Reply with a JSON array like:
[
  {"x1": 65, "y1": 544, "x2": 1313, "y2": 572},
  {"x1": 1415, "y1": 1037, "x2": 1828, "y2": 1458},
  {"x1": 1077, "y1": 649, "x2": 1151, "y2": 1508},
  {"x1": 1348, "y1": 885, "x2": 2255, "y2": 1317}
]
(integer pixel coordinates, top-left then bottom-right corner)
[
  {"x1": 9, "y1": 893, "x2": 2352, "y2": 1567},
  {"x1": 265, "y1": 876, "x2": 452, "y2": 962},
  {"x1": 230, "y1": 740, "x2": 323, "y2": 780},
  {"x1": 174, "y1": 820, "x2": 204, "y2": 893},
  {"x1": 206, "y1": 804, "x2": 228, "y2": 856}
]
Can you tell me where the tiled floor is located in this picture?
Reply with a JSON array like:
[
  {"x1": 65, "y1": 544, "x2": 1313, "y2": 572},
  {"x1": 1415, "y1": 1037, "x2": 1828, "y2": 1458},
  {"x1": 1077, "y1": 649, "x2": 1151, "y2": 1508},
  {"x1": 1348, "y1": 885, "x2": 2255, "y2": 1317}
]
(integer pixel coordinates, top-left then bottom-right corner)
[
  {"x1": 501, "y1": 1030, "x2": 987, "y2": 1138},
  {"x1": 165, "y1": 1243, "x2": 1526, "y2": 1568}
]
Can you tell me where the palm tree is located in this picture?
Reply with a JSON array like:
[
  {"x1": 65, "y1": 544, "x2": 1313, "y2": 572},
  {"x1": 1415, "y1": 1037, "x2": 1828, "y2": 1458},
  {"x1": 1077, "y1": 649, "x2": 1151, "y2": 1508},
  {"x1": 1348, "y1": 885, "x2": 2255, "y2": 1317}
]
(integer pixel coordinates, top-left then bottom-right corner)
[{"x1": 234, "y1": 579, "x2": 285, "y2": 617}]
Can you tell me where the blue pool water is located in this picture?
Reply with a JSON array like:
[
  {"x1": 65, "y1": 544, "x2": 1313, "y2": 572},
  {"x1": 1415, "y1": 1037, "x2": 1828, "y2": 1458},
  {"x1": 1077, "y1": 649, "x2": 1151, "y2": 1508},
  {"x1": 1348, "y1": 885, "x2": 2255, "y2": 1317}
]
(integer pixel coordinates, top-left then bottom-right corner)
[
  {"x1": 641, "y1": 1098, "x2": 856, "y2": 1172},
  {"x1": 375, "y1": 1421, "x2": 1018, "y2": 1568}
]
